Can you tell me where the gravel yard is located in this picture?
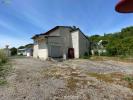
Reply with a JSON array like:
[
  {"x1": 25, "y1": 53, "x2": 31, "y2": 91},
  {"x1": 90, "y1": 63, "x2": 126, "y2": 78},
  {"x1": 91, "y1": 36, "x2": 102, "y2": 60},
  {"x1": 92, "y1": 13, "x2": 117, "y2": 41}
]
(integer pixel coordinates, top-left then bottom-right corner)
[{"x1": 0, "y1": 57, "x2": 133, "y2": 100}]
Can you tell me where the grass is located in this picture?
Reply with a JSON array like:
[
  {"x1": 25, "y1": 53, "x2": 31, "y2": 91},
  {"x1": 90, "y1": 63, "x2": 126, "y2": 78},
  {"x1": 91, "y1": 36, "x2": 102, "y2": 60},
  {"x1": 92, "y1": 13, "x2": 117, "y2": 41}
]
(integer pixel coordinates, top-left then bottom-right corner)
[
  {"x1": 0, "y1": 50, "x2": 8, "y2": 65},
  {"x1": 123, "y1": 76, "x2": 133, "y2": 83},
  {"x1": 0, "y1": 50, "x2": 11, "y2": 86},
  {"x1": 0, "y1": 64, "x2": 11, "y2": 86},
  {"x1": 87, "y1": 73, "x2": 114, "y2": 83},
  {"x1": 123, "y1": 76, "x2": 133, "y2": 89},
  {"x1": 87, "y1": 72, "x2": 133, "y2": 89},
  {"x1": 90, "y1": 56, "x2": 133, "y2": 63},
  {"x1": 66, "y1": 77, "x2": 79, "y2": 91},
  {"x1": 41, "y1": 67, "x2": 62, "y2": 79},
  {"x1": 0, "y1": 79, "x2": 7, "y2": 86}
]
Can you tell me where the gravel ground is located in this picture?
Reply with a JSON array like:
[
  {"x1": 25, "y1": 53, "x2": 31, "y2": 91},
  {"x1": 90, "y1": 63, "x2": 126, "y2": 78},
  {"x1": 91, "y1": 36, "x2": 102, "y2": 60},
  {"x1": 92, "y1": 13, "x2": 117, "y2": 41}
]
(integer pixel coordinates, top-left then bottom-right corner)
[{"x1": 0, "y1": 57, "x2": 133, "y2": 100}]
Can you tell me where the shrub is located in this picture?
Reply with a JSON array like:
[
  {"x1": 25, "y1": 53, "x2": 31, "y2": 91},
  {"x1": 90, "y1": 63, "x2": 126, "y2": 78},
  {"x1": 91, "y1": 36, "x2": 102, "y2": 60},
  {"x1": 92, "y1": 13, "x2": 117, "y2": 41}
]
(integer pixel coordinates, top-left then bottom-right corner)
[
  {"x1": 10, "y1": 47, "x2": 17, "y2": 56},
  {"x1": 0, "y1": 50, "x2": 8, "y2": 65},
  {"x1": 80, "y1": 52, "x2": 90, "y2": 59},
  {"x1": 123, "y1": 76, "x2": 133, "y2": 83}
]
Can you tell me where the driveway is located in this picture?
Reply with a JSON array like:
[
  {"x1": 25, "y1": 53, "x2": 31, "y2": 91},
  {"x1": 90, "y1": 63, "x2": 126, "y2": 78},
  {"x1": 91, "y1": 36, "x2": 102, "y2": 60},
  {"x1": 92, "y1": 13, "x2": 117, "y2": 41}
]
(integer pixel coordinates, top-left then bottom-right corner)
[{"x1": 0, "y1": 57, "x2": 133, "y2": 100}]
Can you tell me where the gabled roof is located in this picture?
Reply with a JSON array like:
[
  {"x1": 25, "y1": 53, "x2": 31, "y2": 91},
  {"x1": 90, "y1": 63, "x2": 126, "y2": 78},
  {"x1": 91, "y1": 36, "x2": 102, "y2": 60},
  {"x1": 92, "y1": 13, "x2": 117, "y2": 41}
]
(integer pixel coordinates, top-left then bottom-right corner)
[
  {"x1": 32, "y1": 26, "x2": 73, "y2": 39},
  {"x1": 71, "y1": 28, "x2": 89, "y2": 41},
  {"x1": 31, "y1": 26, "x2": 89, "y2": 42}
]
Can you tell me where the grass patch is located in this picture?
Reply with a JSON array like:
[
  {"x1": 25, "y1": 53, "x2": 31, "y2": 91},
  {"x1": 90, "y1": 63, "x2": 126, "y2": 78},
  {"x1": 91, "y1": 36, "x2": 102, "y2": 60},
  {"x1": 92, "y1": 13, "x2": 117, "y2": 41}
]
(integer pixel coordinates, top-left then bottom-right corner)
[
  {"x1": 87, "y1": 73, "x2": 113, "y2": 83},
  {"x1": 0, "y1": 64, "x2": 11, "y2": 78},
  {"x1": 122, "y1": 76, "x2": 133, "y2": 89},
  {"x1": 0, "y1": 79, "x2": 7, "y2": 86},
  {"x1": 0, "y1": 64, "x2": 12, "y2": 86},
  {"x1": 87, "y1": 72, "x2": 133, "y2": 89},
  {"x1": 0, "y1": 50, "x2": 11, "y2": 86},
  {"x1": 90, "y1": 56, "x2": 133, "y2": 62},
  {"x1": 66, "y1": 77, "x2": 79, "y2": 91},
  {"x1": 123, "y1": 76, "x2": 133, "y2": 83},
  {"x1": 0, "y1": 50, "x2": 8, "y2": 65},
  {"x1": 41, "y1": 67, "x2": 62, "y2": 79}
]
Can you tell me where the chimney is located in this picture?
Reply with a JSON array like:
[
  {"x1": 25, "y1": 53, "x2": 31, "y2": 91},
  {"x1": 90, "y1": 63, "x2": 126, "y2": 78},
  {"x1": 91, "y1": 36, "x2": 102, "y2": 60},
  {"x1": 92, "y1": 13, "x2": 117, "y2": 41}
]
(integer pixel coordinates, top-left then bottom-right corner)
[{"x1": 72, "y1": 26, "x2": 77, "y2": 30}]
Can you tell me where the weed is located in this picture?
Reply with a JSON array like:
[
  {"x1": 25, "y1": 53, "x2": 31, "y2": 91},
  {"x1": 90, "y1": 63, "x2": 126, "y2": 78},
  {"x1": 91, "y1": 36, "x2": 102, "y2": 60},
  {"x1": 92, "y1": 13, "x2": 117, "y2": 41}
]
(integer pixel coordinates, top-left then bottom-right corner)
[
  {"x1": 42, "y1": 67, "x2": 62, "y2": 79},
  {"x1": 87, "y1": 73, "x2": 113, "y2": 83},
  {"x1": 123, "y1": 76, "x2": 133, "y2": 83},
  {"x1": 0, "y1": 79, "x2": 7, "y2": 86},
  {"x1": 66, "y1": 77, "x2": 79, "y2": 91},
  {"x1": 0, "y1": 50, "x2": 8, "y2": 65}
]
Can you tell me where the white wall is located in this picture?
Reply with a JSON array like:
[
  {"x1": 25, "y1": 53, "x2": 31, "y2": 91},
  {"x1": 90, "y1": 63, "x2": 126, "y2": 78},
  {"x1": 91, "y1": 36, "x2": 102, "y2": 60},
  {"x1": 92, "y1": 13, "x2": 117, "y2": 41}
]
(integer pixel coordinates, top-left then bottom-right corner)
[
  {"x1": 33, "y1": 44, "x2": 38, "y2": 58},
  {"x1": 71, "y1": 30, "x2": 90, "y2": 58},
  {"x1": 71, "y1": 31, "x2": 79, "y2": 58},
  {"x1": 33, "y1": 38, "x2": 48, "y2": 60}
]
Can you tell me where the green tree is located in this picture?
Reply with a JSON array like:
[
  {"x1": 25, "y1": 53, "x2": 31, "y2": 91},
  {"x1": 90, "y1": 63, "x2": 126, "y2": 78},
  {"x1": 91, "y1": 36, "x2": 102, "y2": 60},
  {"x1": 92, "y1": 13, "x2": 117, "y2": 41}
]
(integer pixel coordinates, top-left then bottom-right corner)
[{"x1": 10, "y1": 47, "x2": 17, "y2": 56}]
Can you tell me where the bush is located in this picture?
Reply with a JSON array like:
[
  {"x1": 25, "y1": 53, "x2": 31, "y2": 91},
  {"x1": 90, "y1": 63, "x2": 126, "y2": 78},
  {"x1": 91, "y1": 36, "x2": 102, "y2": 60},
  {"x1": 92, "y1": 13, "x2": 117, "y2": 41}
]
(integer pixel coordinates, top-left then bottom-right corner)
[
  {"x1": 0, "y1": 50, "x2": 10, "y2": 86},
  {"x1": 106, "y1": 47, "x2": 117, "y2": 56},
  {"x1": 80, "y1": 52, "x2": 90, "y2": 59},
  {"x1": 0, "y1": 50, "x2": 8, "y2": 65},
  {"x1": 84, "y1": 52, "x2": 89, "y2": 57},
  {"x1": 10, "y1": 47, "x2": 17, "y2": 56}
]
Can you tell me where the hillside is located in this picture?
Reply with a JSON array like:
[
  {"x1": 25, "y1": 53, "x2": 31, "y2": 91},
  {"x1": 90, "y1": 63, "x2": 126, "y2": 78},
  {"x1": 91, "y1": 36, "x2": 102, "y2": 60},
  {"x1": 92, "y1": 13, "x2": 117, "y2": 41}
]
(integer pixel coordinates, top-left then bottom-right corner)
[{"x1": 89, "y1": 26, "x2": 133, "y2": 56}]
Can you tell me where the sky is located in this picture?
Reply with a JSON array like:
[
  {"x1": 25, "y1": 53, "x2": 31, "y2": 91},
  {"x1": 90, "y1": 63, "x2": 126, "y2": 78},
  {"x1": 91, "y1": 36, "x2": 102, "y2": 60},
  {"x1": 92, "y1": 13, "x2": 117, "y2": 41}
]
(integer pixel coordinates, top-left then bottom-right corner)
[{"x1": 0, "y1": 0, "x2": 133, "y2": 48}]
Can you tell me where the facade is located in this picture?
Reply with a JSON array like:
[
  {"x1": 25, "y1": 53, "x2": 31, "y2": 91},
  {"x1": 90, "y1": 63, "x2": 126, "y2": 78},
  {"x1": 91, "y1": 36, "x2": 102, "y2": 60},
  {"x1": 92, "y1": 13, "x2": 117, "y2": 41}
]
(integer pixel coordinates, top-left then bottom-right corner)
[
  {"x1": 3, "y1": 45, "x2": 11, "y2": 57},
  {"x1": 17, "y1": 44, "x2": 33, "y2": 57},
  {"x1": 32, "y1": 26, "x2": 90, "y2": 60},
  {"x1": 17, "y1": 48, "x2": 27, "y2": 56}
]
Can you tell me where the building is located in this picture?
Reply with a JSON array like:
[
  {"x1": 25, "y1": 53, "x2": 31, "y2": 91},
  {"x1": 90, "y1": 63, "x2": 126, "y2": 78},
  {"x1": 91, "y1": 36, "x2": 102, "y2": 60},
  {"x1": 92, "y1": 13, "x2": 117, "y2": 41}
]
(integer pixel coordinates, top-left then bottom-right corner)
[
  {"x1": 3, "y1": 45, "x2": 11, "y2": 57},
  {"x1": 17, "y1": 48, "x2": 26, "y2": 56},
  {"x1": 17, "y1": 44, "x2": 33, "y2": 57},
  {"x1": 32, "y1": 26, "x2": 90, "y2": 60},
  {"x1": 25, "y1": 44, "x2": 33, "y2": 57}
]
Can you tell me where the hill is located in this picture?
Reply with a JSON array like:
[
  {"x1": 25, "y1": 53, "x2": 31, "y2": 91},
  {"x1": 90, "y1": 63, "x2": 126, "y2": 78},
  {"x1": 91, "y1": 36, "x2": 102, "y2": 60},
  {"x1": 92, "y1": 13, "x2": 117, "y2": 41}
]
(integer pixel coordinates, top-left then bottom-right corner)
[{"x1": 89, "y1": 26, "x2": 133, "y2": 56}]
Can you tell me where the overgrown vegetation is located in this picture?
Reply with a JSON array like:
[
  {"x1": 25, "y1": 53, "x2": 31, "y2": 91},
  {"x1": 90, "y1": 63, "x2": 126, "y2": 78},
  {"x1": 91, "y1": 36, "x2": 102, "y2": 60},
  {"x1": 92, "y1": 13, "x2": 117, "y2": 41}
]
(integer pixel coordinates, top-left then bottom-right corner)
[
  {"x1": 10, "y1": 47, "x2": 17, "y2": 56},
  {"x1": 87, "y1": 73, "x2": 114, "y2": 83},
  {"x1": 0, "y1": 50, "x2": 11, "y2": 85},
  {"x1": 0, "y1": 50, "x2": 8, "y2": 65},
  {"x1": 80, "y1": 52, "x2": 90, "y2": 59},
  {"x1": 89, "y1": 26, "x2": 133, "y2": 57},
  {"x1": 87, "y1": 72, "x2": 133, "y2": 89}
]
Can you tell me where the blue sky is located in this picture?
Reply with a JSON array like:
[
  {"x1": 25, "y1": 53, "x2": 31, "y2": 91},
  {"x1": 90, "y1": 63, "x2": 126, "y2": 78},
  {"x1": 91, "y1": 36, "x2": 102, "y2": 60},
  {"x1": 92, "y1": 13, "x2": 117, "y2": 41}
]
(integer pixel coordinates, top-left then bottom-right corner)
[{"x1": 0, "y1": 0, "x2": 133, "y2": 48}]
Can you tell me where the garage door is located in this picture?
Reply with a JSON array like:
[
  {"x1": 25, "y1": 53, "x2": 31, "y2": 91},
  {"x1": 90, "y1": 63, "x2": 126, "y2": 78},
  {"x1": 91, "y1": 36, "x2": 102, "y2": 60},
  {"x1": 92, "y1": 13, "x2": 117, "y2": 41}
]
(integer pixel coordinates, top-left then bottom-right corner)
[{"x1": 51, "y1": 46, "x2": 62, "y2": 58}]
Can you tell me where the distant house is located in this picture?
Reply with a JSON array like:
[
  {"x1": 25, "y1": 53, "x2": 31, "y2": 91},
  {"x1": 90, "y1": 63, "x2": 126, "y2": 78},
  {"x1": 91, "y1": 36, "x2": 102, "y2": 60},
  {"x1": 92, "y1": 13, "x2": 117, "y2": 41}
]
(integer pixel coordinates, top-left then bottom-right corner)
[
  {"x1": 17, "y1": 44, "x2": 33, "y2": 57},
  {"x1": 32, "y1": 26, "x2": 90, "y2": 60},
  {"x1": 17, "y1": 48, "x2": 26, "y2": 56},
  {"x1": 25, "y1": 44, "x2": 33, "y2": 57}
]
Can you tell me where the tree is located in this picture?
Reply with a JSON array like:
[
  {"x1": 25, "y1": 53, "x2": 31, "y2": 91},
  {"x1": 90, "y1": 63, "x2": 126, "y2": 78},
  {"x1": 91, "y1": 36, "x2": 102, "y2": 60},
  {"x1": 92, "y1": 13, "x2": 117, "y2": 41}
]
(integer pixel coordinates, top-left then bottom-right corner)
[
  {"x1": 89, "y1": 26, "x2": 133, "y2": 56},
  {"x1": 10, "y1": 47, "x2": 17, "y2": 56}
]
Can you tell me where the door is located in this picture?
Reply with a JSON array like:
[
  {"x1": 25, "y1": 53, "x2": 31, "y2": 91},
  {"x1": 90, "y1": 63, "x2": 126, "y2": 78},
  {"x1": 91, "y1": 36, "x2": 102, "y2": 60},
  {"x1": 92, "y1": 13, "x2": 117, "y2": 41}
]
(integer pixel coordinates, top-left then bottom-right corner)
[
  {"x1": 68, "y1": 48, "x2": 74, "y2": 59},
  {"x1": 51, "y1": 46, "x2": 62, "y2": 58}
]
